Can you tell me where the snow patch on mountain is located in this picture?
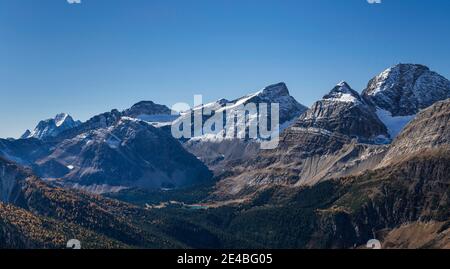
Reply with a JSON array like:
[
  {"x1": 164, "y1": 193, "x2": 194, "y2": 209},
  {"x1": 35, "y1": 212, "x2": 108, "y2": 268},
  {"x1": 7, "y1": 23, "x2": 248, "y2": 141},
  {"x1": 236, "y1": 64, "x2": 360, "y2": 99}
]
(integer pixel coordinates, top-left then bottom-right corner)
[
  {"x1": 55, "y1": 113, "x2": 69, "y2": 127},
  {"x1": 70, "y1": 183, "x2": 129, "y2": 194},
  {"x1": 375, "y1": 108, "x2": 415, "y2": 138},
  {"x1": 328, "y1": 93, "x2": 359, "y2": 103},
  {"x1": 323, "y1": 81, "x2": 362, "y2": 105}
]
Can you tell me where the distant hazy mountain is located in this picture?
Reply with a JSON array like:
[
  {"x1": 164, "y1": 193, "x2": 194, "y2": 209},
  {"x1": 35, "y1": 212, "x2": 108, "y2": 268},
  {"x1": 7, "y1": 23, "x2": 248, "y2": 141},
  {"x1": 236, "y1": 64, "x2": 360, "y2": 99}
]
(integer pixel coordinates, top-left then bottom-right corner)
[
  {"x1": 294, "y1": 81, "x2": 389, "y2": 143},
  {"x1": 37, "y1": 116, "x2": 212, "y2": 193},
  {"x1": 2, "y1": 102, "x2": 212, "y2": 194},
  {"x1": 21, "y1": 113, "x2": 81, "y2": 140}
]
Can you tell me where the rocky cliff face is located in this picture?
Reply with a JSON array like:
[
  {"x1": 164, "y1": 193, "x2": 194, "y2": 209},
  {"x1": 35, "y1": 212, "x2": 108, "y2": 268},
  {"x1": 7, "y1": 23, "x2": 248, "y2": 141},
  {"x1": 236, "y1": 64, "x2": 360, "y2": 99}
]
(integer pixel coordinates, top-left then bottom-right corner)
[
  {"x1": 240, "y1": 99, "x2": 450, "y2": 248},
  {"x1": 0, "y1": 157, "x2": 31, "y2": 204},
  {"x1": 313, "y1": 147, "x2": 450, "y2": 248},
  {"x1": 379, "y1": 98, "x2": 450, "y2": 167},
  {"x1": 295, "y1": 81, "x2": 389, "y2": 142}
]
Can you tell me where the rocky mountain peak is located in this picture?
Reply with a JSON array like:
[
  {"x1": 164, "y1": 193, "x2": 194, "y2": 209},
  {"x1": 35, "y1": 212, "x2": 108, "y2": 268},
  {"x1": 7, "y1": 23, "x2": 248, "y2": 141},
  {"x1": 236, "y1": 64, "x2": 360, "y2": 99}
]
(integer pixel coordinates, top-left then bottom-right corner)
[
  {"x1": 257, "y1": 82, "x2": 290, "y2": 99},
  {"x1": 362, "y1": 63, "x2": 450, "y2": 116},
  {"x1": 21, "y1": 113, "x2": 81, "y2": 140},
  {"x1": 323, "y1": 81, "x2": 362, "y2": 104},
  {"x1": 294, "y1": 82, "x2": 388, "y2": 143},
  {"x1": 379, "y1": 98, "x2": 450, "y2": 167},
  {"x1": 54, "y1": 113, "x2": 70, "y2": 127},
  {"x1": 20, "y1": 130, "x2": 31, "y2": 139},
  {"x1": 123, "y1": 101, "x2": 172, "y2": 118}
]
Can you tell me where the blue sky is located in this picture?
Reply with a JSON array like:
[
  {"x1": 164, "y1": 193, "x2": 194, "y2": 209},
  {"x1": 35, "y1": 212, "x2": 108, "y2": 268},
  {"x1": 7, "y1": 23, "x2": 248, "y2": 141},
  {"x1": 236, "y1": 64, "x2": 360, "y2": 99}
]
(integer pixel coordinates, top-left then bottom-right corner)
[{"x1": 1, "y1": 0, "x2": 450, "y2": 138}]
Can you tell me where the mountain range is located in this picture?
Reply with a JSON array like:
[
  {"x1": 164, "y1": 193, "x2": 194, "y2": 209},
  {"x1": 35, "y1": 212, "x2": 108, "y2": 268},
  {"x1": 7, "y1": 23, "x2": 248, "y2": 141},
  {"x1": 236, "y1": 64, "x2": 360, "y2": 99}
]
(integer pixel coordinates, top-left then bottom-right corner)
[{"x1": 1, "y1": 63, "x2": 449, "y2": 249}]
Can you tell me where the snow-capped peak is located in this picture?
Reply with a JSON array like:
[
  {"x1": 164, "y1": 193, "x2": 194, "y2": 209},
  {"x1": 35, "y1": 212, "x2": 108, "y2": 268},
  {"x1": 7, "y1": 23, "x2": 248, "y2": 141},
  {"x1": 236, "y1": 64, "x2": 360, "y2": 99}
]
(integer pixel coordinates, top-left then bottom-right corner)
[
  {"x1": 55, "y1": 113, "x2": 69, "y2": 127},
  {"x1": 323, "y1": 81, "x2": 361, "y2": 104},
  {"x1": 362, "y1": 63, "x2": 450, "y2": 116},
  {"x1": 256, "y1": 82, "x2": 290, "y2": 99},
  {"x1": 336, "y1": 81, "x2": 351, "y2": 88},
  {"x1": 362, "y1": 63, "x2": 450, "y2": 139},
  {"x1": 174, "y1": 82, "x2": 307, "y2": 142},
  {"x1": 21, "y1": 113, "x2": 81, "y2": 140}
]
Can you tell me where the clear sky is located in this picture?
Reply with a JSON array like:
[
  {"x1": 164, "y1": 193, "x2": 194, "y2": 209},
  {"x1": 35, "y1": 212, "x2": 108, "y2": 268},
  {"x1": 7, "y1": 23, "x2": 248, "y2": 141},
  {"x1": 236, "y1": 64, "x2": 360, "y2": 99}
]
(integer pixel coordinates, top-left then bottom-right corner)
[{"x1": 1, "y1": 0, "x2": 450, "y2": 138}]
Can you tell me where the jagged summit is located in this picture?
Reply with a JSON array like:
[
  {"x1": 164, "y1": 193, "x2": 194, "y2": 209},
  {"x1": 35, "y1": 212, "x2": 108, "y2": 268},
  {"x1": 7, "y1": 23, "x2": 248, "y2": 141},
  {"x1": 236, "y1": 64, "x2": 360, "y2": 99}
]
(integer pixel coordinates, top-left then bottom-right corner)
[
  {"x1": 21, "y1": 113, "x2": 81, "y2": 140},
  {"x1": 362, "y1": 63, "x2": 450, "y2": 116},
  {"x1": 54, "y1": 113, "x2": 70, "y2": 127},
  {"x1": 257, "y1": 82, "x2": 290, "y2": 98},
  {"x1": 323, "y1": 81, "x2": 362, "y2": 104},
  {"x1": 20, "y1": 130, "x2": 31, "y2": 139},
  {"x1": 293, "y1": 81, "x2": 389, "y2": 143}
]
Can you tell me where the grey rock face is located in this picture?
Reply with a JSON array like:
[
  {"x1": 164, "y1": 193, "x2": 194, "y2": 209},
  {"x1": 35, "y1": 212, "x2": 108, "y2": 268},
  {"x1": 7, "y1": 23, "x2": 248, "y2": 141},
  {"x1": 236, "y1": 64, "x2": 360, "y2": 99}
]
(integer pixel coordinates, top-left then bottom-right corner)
[
  {"x1": 295, "y1": 81, "x2": 389, "y2": 142},
  {"x1": 0, "y1": 156, "x2": 30, "y2": 203},
  {"x1": 362, "y1": 64, "x2": 450, "y2": 116},
  {"x1": 379, "y1": 98, "x2": 450, "y2": 167},
  {"x1": 123, "y1": 101, "x2": 172, "y2": 118}
]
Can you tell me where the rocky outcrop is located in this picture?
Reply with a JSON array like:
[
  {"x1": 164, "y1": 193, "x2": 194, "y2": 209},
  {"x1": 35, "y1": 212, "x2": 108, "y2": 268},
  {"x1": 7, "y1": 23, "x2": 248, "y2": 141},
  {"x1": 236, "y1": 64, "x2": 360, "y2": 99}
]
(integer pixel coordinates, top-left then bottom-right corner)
[
  {"x1": 295, "y1": 81, "x2": 389, "y2": 142},
  {"x1": 379, "y1": 99, "x2": 450, "y2": 167}
]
